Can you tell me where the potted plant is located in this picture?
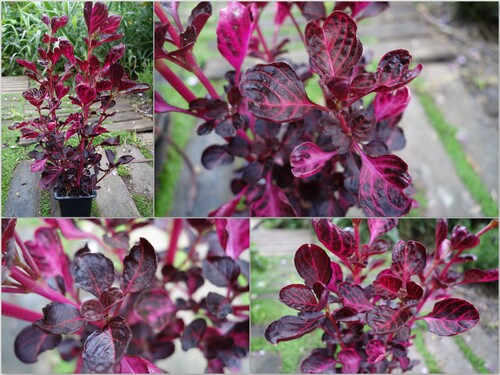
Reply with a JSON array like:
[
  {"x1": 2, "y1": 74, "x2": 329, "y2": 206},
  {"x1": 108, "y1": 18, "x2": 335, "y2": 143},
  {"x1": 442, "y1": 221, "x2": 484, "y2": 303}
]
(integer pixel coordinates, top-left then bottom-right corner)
[{"x1": 10, "y1": 1, "x2": 150, "y2": 217}]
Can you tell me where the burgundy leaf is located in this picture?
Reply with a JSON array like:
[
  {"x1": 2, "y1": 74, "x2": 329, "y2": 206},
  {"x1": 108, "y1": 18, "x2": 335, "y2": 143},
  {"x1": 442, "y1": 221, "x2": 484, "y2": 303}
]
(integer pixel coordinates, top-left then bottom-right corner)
[
  {"x1": 98, "y1": 287, "x2": 123, "y2": 312},
  {"x1": 373, "y1": 274, "x2": 402, "y2": 300},
  {"x1": 338, "y1": 282, "x2": 373, "y2": 312},
  {"x1": 338, "y1": 348, "x2": 361, "y2": 373},
  {"x1": 264, "y1": 315, "x2": 322, "y2": 345},
  {"x1": 366, "y1": 339, "x2": 386, "y2": 364},
  {"x1": 217, "y1": 2, "x2": 255, "y2": 72},
  {"x1": 375, "y1": 50, "x2": 423, "y2": 92},
  {"x1": 17, "y1": 59, "x2": 38, "y2": 73},
  {"x1": 80, "y1": 299, "x2": 105, "y2": 321},
  {"x1": 366, "y1": 305, "x2": 410, "y2": 334},
  {"x1": 391, "y1": 240, "x2": 426, "y2": 283},
  {"x1": 75, "y1": 83, "x2": 97, "y2": 105},
  {"x1": 188, "y1": 2, "x2": 212, "y2": 34},
  {"x1": 300, "y1": 349, "x2": 336, "y2": 373},
  {"x1": 51, "y1": 15, "x2": 69, "y2": 34},
  {"x1": 403, "y1": 281, "x2": 424, "y2": 305},
  {"x1": 104, "y1": 43, "x2": 125, "y2": 67},
  {"x1": 58, "y1": 38, "x2": 75, "y2": 64},
  {"x1": 180, "y1": 318, "x2": 207, "y2": 351},
  {"x1": 202, "y1": 256, "x2": 240, "y2": 287},
  {"x1": 456, "y1": 269, "x2": 499, "y2": 285},
  {"x1": 120, "y1": 356, "x2": 164, "y2": 374},
  {"x1": 291, "y1": 142, "x2": 336, "y2": 178},
  {"x1": 135, "y1": 289, "x2": 176, "y2": 330},
  {"x1": 119, "y1": 83, "x2": 150, "y2": 95},
  {"x1": 305, "y1": 11, "x2": 362, "y2": 78},
  {"x1": 279, "y1": 284, "x2": 321, "y2": 312},
  {"x1": 83, "y1": 317, "x2": 132, "y2": 372},
  {"x1": 450, "y1": 225, "x2": 480, "y2": 250},
  {"x1": 201, "y1": 145, "x2": 234, "y2": 169},
  {"x1": 122, "y1": 238, "x2": 158, "y2": 294},
  {"x1": 214, "y1": 219, "x2": 249, "y2": 260},
  {"x1": 84, "y1": 1, "x2": 108, "y2": 34},
  {"x1": 327, "y1": 261, "x2": 343, "y2": 293},
  {"x1": 14, "y1": 325, "x2": 61, "y2": 364},
  {"x1": 422, "y1": 298, "x2": 479, "y2": 336},
  {"x1": 312, "y1": 219, "x2": 356, "y2": 259},
  {"x1": 207, "y1": 291, "x2": 233, "y2": 319},
  {"x1": 240, "y1": 62, "x2": 320, "y2": 122},
  {"x1": 73, "y1": 251, "x2": 115, "y2": 297},
  {"x1": 294, "y1": 244, "x2": 333, "y2": 288},
  {"x1": 358, "y1": 153, "x2": 412, "y2": 216},
  {"x1": 297, "y1": 2, "x2": 326, "y2": 21},
  {"x1": 373, "y1": 87, "x2": 411, "y2": 121},
  {"x1": 110, "y1": 63, "x2": 125, "y2": 87},
  {"x1": 117, "y1": 155, "x2": 134, "y2": 165},
  {"x1": 250, "y1": 179, "x2": 297, "y2": 217},
  {"x1": 100, "y1": 14, "x2": 122, "y2": 35},
  {"x1": 34, "y1": 302, "x2": 85, "y2": 335},
  {"x1": 367, "y1": 218, "x2": 398, "y2": 244}
]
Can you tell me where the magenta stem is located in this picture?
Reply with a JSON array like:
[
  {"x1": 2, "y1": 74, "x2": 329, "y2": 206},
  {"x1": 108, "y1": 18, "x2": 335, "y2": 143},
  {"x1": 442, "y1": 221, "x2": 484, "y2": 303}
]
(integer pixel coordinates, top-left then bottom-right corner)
[
  {"x1": 154, "y1": 2, "x2": 181, "y2": 46},
  {"x1": 186, "y1": 53, "x2": 219, "y2": 99},
  {"x1": 2, "y1": 301, "x2": 43, "y2": 322},
  {"x1": 289, "y1": 11, "x2": 307, "y2": 48},
  {"x1": 155, "y1": 60, "x2": 197, "y2": 103},
  {"x1": 476, "y1": 219, "x2": 498, "y2": 237},
  {"x1": 166, "y1": 219, "x2": 183, "y2": 266},
  {"x1": 255, "y1": 23, "x2": 273, "y2": 62},
  {"x1": 14, "y1": 232, "x2": 40, "y2": 278}
]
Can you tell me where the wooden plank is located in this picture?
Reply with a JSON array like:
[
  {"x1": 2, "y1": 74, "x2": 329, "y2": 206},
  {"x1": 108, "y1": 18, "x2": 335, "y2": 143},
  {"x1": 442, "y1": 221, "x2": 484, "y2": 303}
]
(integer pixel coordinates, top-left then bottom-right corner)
[
  {"x1": 107, "y1": 119, "x2": 153, "y2": 133},
  {"x1": 4, "y1": 160, "x2": 42, "y2": 217}
]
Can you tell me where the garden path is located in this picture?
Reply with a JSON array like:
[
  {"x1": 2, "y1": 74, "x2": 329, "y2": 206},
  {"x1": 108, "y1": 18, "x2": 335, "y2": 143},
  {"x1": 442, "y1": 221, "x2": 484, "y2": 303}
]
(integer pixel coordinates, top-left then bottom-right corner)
[
  {"x1": 1, "y1": 77, "x2": 154, "y2": 217},
  {"x1": 175, "y1": 2, "x2": 498, "y2": 217}
]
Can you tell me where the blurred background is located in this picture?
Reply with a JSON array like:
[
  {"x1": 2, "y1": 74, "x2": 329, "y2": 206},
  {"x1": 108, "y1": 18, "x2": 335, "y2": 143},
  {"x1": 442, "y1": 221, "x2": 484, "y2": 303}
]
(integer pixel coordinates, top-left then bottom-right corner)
[
  {"x1": 155, "y1": 2, "x2": 498, "y2": 218},
  {"x1": 249, "y1": 218, "x2": 498, "y2": 373}
]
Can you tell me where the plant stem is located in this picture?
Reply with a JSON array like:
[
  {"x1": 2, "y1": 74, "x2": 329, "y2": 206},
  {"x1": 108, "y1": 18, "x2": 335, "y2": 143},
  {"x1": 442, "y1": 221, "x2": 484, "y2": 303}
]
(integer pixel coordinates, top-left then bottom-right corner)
[
  {"x1": 255, "y1": 23, "x2": 273, "y2": 62},
  {"x1": 476, "y1": 219, "x2": 498, "y2": 237},
  {"x1": 326, "y1": 312, "x2": 345, "y2": 349},
  {"x1": 2, "y1": 301, "x2": 43, "y2": 322},
  {"x1": 155, "y1": 59, "x2": 197, "y2": 103},
  {"x1": 186, "y1": 53, "x2": 219, "y2": 99},
  {"x1": 289, "y1": 11, "x2": 307, "y2": 48},
  {"x1": 154, "y1": 2, "x2": 181, "y2": 46},
  {"x1": 165, "y1": 219, "x2": 183, "y2": 266},
  {"x1": 14, "y1": 232, "x2": 40, "y2": 278}
]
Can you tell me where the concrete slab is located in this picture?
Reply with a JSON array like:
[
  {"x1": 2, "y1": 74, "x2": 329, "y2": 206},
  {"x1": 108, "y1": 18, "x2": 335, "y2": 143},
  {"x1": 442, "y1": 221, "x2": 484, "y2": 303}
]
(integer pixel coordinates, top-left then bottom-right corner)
[
  {"x1": 4, "y1": 160, "x2": 42, "y2": 217},
  {"x1": 116, "y1": 145, "x2": 154, "y2": 200}
]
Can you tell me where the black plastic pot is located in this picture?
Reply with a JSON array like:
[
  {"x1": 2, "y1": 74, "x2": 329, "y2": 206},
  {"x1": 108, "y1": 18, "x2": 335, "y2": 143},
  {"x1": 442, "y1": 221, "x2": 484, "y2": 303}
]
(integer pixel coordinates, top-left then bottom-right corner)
[{"x1": 54, "y1": 191, "x2": 96, "y2": 217}]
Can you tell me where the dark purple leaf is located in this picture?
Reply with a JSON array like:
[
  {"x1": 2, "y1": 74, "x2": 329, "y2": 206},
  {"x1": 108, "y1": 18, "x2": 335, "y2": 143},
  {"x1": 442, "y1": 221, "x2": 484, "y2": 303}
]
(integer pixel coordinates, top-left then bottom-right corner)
[
  {"x1": 375, "y1": 50, "x2": 423, "y2": 92},
  {"x1": 202, "y1": 256, "x2": 240, "y2": 287},
  {"x1": 242, "y1": 161, "x2": 264, "y2": 183},
  {"x1": 291, "y1": 142, "x2": 336, "y2": 178},
  {"x1": 373, "y1": 87, "x2": 411, "y2": 121},
  {"x1": 366, "y1": 305, "x2": 410, "y2": 334},
  {"x1": 250, "y1": 179, "x2": 297, "y2": 217},
  {"x1": 58, "y1": 338, "x2": 83, "y2": 361},
  {"x1": 367, "y1": 218, "x2": 398, "y2": 244},
  {"x1": 14, "y1": 325, "x2": 61, "y2": 364},
  {"x1": 366, "y1": 339, "x2": 386, "y2": 364},
  {"x1": 358, "y1": 153, "x2": 412, "y2": 216},
  {"x1": 217, "y1": 2, "x2": 255, "y2": 72},
  {"x1": 327, "y1": 261, "x2": 343, "y2": 293},
  {"x1": 104, "y1": 43, "x2": 125, "y2": 67},
  {"x1": 338, "y1": 282, "x2": 373, "y2": 312},
  {"x1": 122, "y1": 238, "x2": 158, "y2": 294},
  {"x1": 450, "y1": 226, "x2": 480, "y2": 250},
  {"x1": 59, "y1": 38, "x2": 75, "y2": 64},
  {"x1": 100, "y1": 287, "x2": 124, "y2": 310},
  {"x1": 119, "y1": 82, "x2": 150, "y2": 95},
  {"x1": 188, "y1": 2, "x2": 212, "y2": 34},
  {"x1": 279, "y1": 284, "x2": 322, "y2": 312},
  {"x1": 73, "y1": 251, "x2": 115, "y2": 297},
  {"x1": 201, "y1": 145, "x2": 234, "y2": 169},
  {"x1": 34, "y1": 302, "x2": 85, "y2": 335},
  {"x1": 120, "y1": 356, "x2": 164, "y2": 374},
  {"x1": 180, "y1": 318, "x2": 207, "y2": 351},
  {"x1": 312, "y1": 219, "x2": 356, "y2": 259},
  {"x1": 117, "y1": 155, "x2": 134, "y2": 165},
  {"x1": 422, "y1": 298, "x2": 479, "y2": 336},
  {"x1": 80, "y1": 299, "x2": 105, "y2": 321},
  {"x1": 403, "y1": 281, "x2": 424, "y2": 306},
  {"x1": 300, "y1": 349, "x2": 336, "y2": 373},
  {"x1": 297, "y1": 2, "x2": 326, "y2": 21},
  {"x1": 391, "y1": 240, "x2": 426, "y2": 283},
  {"x1": 264, "y1": 315, "x2": 322, "y2": 345},
  {"x1": 456, "y1": 269, "x2": 499, "y2": 285},
  {"x1": 305, "y1": 11, "x2": 362, "y2": 77},
  {"x1": 135, "y1": 289, "x2": 176, "y2": 330},
  {"x1": 294, "y1": 244, "x2": 332, "y2": 288},
  {"x1": 110, "y1": 63, "x2": 125, "y2": 87},
  {"x1": 240, "y1": 62, "x2": 320, "y2": 122},
  {"x1": 207, "y1": 292, "x2": 233, "y2": 319},
  {"x1": 338, "y1": 348, "x2": 361, "y2": 373},
  {"x1": 373, "y1": 274, "x2": 402, "y2": 300},
  {"x1": 83, "y1": 317, "x2": 132, "y2": 373}
]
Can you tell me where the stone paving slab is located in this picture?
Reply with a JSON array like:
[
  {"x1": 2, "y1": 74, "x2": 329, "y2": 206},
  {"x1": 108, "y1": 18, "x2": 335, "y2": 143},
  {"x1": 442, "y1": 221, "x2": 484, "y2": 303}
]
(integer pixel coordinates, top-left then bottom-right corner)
[
  {"x1": 116, "y1": 144, "x2": 154, "y2": 200},
  {"x1": 4, "y1": 160, "x2": 42, "y2": 217}
]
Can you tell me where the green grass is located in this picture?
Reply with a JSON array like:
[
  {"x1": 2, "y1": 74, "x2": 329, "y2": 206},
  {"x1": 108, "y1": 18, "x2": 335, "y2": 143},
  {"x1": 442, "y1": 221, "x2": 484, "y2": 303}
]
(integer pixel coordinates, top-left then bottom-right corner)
[
  {"x1": 453, "y1": 335, "x2": 491, "y2": 373},
  {"x1": 132, "y1": 192, "x2": 153, "y2": 217},
  {"x1": 413, "y1": 322, "x2": 444, "y2": 373},
  {"x1": 251, "y1": 297, "x2": 293, "y2": 324},
  {"x1": 415, "y1": 85, "x2": 498, "y2": 217}
]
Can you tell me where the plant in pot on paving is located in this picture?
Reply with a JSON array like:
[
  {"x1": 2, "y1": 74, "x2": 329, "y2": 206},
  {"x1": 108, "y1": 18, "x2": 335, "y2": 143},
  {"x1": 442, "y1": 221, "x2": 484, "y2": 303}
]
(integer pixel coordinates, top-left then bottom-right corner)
[{"x1": 10, "y1": 1, "x2": 150, "y2": 217}]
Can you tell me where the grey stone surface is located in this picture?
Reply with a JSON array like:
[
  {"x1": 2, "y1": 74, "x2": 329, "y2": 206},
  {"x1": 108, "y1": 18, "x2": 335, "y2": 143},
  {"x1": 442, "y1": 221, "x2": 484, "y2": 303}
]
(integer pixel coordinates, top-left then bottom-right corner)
[
  {"x1": 116, "y1": 144, "x2": 154, "y2": 200},
  {"x1": 423, "y1": 332, "x2": 476, "y2": 373},
  {"x1": 4, "y1": 160, "x2": 42, "y2": 217}
]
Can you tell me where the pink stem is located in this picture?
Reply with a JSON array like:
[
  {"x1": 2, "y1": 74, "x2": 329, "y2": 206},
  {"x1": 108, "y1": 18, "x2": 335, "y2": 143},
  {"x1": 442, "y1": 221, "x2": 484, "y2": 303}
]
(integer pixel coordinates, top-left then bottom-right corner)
[
  {"x1": 476, "y1": 219, "x2": 498, "y2": 237},
  {"x1": 186, "y1": 53, "x2": 219, "y2": 99},
  {"x1": 166, "y1": 219, "x2": 184, "y2": 266},
  {"x1": 154, "y1": 2, "x2": 181, "y2": 46},
  {"x1": 14, "y1": 232, "x2": 40, "y2": 278},
  {"x1": 2, "y1": 301, "x2": 43, "y2": 322},
  {"x1": 255, "y1": 23, "x2": 273, "y2": 62},
  {"x1": 289, "y1": 11, "x2": 307, "y2": 48},
  {"x1": 155, "y1": 60, "x2": 197, "y2": 103}
]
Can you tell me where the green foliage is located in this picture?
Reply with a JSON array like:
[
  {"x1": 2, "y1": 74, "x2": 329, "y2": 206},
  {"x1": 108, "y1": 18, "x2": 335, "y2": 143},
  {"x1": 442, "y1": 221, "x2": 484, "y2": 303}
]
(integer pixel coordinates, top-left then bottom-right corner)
[
  {"x1": 132, "y1": 192, "x2": 153, "y2": 217},
  {"x1": 136, "y1": 61, "x2": 154, "y2": 100},
  {"x1": 260, "y1": 219, "x2": 311, "y2": 230},
  {"x1": 414, "y1": 321, "x2": 444, "y2": 373},
  {"x1": 1, "y1": 1, "x2": 152, "y2": 78}
]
